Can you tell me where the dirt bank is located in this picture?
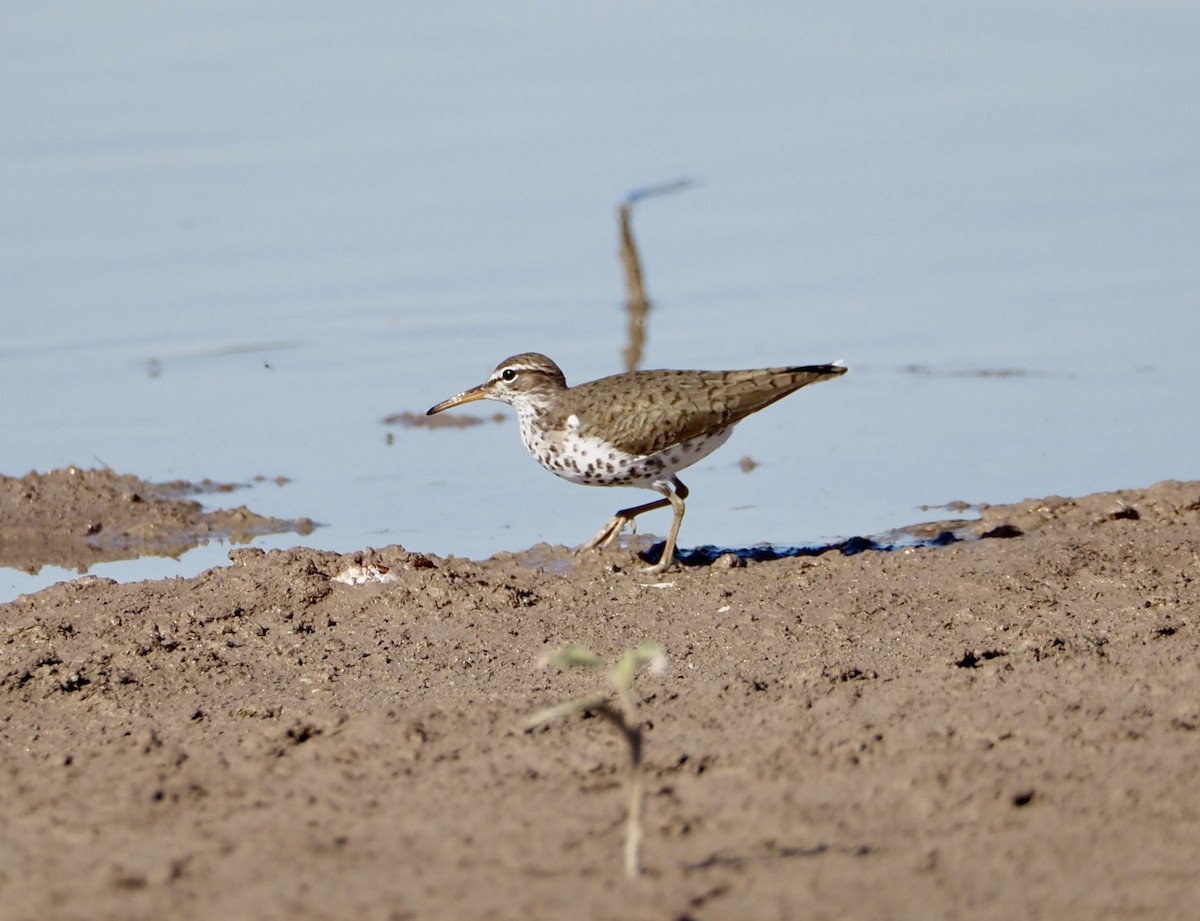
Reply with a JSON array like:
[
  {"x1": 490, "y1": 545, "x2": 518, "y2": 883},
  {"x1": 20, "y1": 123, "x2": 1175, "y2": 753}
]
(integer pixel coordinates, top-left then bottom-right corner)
[
  {"x1": 1, "y1": 476, "x2": 1197, "y2": 919},
  {"x1": 0, "y1": 467, "x2": 314, "y2": 575}
]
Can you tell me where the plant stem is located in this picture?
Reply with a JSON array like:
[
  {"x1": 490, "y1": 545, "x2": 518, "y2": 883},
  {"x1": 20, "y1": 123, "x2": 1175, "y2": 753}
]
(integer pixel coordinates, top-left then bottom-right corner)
[
  {"x1": 624, "y1": 748, "x2": 644, "y2": 878},
  {"x1": 592, "y1": 701, "x2": 645, "y2": 877}
]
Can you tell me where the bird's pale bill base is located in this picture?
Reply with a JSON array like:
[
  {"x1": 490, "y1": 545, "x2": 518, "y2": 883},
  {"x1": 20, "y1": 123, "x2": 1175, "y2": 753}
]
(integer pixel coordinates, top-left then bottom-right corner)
[{"x1": 426, "y1": 384, "x2": 490, "y2": 415}]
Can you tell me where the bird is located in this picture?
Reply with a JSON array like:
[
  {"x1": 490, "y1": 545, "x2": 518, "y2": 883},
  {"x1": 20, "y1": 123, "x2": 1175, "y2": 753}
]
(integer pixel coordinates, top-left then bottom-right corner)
[{"x1": 427, "y1": 352, "x2": 847, "y2": 574}]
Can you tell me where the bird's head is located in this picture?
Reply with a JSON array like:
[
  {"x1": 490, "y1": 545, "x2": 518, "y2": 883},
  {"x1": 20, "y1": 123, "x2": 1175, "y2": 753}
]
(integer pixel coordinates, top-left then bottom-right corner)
[{"x1": 427, "y1": 353, "x2": 568, "y2": 415}]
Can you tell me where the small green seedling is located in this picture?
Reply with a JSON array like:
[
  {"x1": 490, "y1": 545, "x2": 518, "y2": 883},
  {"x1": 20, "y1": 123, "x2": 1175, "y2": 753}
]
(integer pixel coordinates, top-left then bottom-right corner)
[{"x1": 525, "y1": 642, "x2": 666, "y2": 877}]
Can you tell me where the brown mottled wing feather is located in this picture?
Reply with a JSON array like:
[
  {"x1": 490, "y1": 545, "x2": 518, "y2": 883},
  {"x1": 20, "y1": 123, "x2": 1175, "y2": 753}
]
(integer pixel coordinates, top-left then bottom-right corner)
[{"x1": 570, "y1": 364, "x2": 846, "y2": 457}]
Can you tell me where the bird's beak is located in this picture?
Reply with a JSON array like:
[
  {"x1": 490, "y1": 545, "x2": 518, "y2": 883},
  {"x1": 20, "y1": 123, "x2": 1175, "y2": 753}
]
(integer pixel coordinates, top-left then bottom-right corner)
[{"x1": 427, "y1": 383, "x2": 489, "y2": 415}]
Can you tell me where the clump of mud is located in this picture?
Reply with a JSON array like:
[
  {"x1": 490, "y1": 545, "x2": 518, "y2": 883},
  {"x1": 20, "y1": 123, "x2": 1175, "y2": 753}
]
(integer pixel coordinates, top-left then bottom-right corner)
[{"x1": 0, "y1": 467, "x2": 315, "y2": 574}]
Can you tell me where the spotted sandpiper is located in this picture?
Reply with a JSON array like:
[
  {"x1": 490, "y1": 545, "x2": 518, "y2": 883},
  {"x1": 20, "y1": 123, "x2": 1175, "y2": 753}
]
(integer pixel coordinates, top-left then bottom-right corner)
[{"x1": 427, "y1": 353, "x2": 847, "y2": 574}]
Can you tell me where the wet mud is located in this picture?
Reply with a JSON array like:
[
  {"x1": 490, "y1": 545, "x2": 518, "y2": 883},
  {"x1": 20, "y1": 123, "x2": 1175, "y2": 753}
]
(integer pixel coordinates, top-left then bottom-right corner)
[{"x1": 2, "y1": 472, "x2": 1197, "y2": 918}]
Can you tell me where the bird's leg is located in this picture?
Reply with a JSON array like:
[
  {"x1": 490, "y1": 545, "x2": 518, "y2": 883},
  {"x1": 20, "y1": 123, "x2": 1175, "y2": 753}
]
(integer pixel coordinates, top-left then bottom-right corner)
[
  {"x1": 583, "y1": 478, "x2": 690, "y2": 574},
  {"x1": 583, "y1": 496, "x2": 672, "y2": 551},
  {"x1": 642, "y1": 477, "x2": 688, "y2": 575}
]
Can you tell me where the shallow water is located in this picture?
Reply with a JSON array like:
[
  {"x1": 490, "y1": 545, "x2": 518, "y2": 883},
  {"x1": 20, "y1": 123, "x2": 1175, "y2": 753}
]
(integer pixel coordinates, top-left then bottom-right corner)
[{"x1": 3, "y1": 2, "x2": 1199, "y2": 601}]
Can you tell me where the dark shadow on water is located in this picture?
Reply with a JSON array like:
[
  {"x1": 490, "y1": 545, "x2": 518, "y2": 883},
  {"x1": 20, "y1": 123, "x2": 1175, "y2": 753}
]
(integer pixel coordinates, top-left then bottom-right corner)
[
  {"x1": 663, "y1": 529, "x2": 962, "y2": 567},
  {"x1": 497, "y1": 527, "x2": 969, "y2": 574}
]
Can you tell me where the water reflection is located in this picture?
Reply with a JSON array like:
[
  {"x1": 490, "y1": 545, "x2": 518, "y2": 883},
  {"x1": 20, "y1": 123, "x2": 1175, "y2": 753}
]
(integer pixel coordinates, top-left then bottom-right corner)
[{"x1": 617, "y1": 179, "x2": 696, "y2": 372}]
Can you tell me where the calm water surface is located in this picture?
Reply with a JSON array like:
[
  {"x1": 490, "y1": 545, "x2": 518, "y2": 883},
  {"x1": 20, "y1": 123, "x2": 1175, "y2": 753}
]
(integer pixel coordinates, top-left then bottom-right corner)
[{"x1": 3, "y1": 3, "x2": 1198, "y2": 601}]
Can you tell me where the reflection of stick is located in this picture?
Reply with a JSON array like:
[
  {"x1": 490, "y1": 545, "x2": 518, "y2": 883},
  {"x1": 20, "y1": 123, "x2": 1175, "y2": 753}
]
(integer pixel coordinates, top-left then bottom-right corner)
[
  {"x1": 618, "y1": 202, "x2": 650, "y2": 373},
  {"x1": 617, "y1": 179, "x2": 697, "y2": 372},
  {"x1": 625, "y1": 179, "x2": 696, "y2": 204}
]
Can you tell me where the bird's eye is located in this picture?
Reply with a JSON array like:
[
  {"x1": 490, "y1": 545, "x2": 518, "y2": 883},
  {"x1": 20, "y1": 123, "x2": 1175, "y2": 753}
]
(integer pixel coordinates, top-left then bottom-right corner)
[{"x1": 501, "y1": 368, "x2": 517, "y2": 382}]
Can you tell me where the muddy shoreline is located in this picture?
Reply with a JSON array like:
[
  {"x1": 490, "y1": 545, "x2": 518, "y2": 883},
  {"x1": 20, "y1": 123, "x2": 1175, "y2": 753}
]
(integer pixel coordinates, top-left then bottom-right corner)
[
  {"x1": 2, "y1": 472, "x2": 1197, "y2": 919},
  {"x1": 0, "y1": 467, "x2": 314, "y2": 576}
]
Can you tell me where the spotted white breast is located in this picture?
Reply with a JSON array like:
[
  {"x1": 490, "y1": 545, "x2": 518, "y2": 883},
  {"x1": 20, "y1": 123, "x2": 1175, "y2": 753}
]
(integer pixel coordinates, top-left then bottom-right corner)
[{"x1": 518, "y1": 404, "x2": 732, "y2": 488}]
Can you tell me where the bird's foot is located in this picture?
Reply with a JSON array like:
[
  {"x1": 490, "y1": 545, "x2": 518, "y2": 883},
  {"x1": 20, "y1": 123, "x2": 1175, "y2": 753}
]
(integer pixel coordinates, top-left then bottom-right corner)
[
  {"x1": 581, "y1": 513, "x2": 635, "y2": 552},
  {"x1": 640, "y1": 551, "x2": 679, "y2": 576}
]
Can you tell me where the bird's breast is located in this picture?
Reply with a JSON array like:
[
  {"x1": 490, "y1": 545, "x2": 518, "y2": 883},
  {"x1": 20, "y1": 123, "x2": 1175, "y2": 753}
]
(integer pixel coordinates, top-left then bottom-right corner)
[{"x1": 516, "y1": 405, "x2": 734, "y2": 489}]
